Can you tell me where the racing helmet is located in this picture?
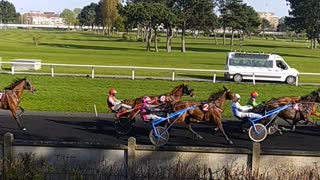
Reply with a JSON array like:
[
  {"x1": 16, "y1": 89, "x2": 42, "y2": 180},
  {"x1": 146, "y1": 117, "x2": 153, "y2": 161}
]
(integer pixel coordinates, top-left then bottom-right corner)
[
  {"x1": 251, "y1": 91, "x2": 259, "y2": 98},
  {"x1": 142, "y1": 96, "x2": 151, "y2": 104},
  {"x1": 109, "y1": 88, "x2": 117, "y2": 95},
  {"x1": 235, "y1": 94, "x2": 241, "y2": 100}
]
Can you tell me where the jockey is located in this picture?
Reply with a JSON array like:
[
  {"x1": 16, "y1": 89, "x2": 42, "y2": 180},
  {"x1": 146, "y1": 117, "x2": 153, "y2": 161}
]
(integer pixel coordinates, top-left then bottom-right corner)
[
  {"x1": 247, "y1": 91, "x2": 261, "y2": 107},
  {"x1": 140, "y1": 96, "x2": 163, "y2": 122},
  {"x1": 232, "y1": 94, "x2": 262, "y2": 119},
  {"x1": 107, "y1": 88, "x2": 132, "y2": 112}
]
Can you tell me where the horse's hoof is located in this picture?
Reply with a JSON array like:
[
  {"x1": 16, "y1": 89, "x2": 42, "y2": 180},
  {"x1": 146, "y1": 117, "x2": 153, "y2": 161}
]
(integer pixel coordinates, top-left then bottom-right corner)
[
  {"x1": 21, "y1": 127, "x2": 27, "y2": 131},
  {"x1": 214, "y1": 127, "x2": 219, "y2": 132},
  {"x1": 228, "y1": 140, "x2": 234, "y2": 145},
  {"x1": 197, "y1": 135, "x2": 203, "y2": 139}
]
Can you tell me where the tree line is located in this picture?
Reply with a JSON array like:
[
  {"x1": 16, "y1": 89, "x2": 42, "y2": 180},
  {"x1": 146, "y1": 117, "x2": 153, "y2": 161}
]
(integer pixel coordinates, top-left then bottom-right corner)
[{"x1": 0, "y1": 0, "x2": 319, "y2": 49}]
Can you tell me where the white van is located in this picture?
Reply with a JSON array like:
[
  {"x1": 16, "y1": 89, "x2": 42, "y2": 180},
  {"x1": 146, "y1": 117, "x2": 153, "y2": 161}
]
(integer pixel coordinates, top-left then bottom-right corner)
[{"x1": 224, "y1": 52, "x2": 299, "y2": 84}]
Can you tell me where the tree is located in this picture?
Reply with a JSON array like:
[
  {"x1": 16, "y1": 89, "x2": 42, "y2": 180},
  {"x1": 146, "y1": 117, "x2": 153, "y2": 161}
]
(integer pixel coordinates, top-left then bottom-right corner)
[
  {"x1": 60, "y1": 9, "x2": 76, "y2": 29},
  {"x1": 78, "y1": 3, "x2": 97, "y2": 29},
  {"x1": 101, "y1": 0, "x2": 119, "y2": 36},
  {"x1": 261, "y1": 18, "x2": 271, "y2": 37},
  {"x1": 286, "y1": 0, "x2": 320, "y2": 49},
  {"x1": 277, "y1": 17, "x2": 289, "y2": 32},
  {"x1": 172, "y1": 0, "x2": 204, "y2": 52},
  {"x1": 0, "y1": 0, "x2": 19, "y2": 23}
]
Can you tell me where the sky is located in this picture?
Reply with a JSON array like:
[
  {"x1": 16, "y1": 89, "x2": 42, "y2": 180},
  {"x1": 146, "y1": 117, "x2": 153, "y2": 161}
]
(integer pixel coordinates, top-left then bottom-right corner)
[{"x1": 9, "y1": 0, "x2": 290, "y2": 17}]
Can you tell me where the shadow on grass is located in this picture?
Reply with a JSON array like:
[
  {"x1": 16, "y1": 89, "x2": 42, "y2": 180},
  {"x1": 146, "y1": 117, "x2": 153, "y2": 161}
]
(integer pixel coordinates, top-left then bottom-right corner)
[{"x1": 41, "y1": 42, "x2": 144, "y2": 51}]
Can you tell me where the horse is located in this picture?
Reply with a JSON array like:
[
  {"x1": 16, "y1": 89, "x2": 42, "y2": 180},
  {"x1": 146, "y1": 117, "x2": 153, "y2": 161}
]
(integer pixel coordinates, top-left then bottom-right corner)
[
  {"x1": 123, "y1": 83, "x2": 195, "y2": 107},
  {"x1": 121, "y1": 83, "x2": 195, "y2": 119},
  {"x1": 0, "y1": 78, "x2": 36, "y2": 130},
  {"x1": 168, "y1": 86, "x2": 235, "y2": 144},
  {"x1": 252, "y1": 89, "x2": 320, "y2": 132}
]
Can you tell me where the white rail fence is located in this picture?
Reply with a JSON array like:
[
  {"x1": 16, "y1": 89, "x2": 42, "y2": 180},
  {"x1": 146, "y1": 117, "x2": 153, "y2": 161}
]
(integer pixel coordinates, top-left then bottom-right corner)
[{"x1": 1, "y1": 61, "x2": 320, "y2": 86}]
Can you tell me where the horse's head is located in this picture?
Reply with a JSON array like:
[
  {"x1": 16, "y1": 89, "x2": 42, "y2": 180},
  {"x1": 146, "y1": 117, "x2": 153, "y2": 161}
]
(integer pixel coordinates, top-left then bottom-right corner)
[
  {"x1": 223, "y1": 86, "x2": 235, "y2": 101},
  {"x1": 301, "y1": 89, "x2": 320, "y2": 103},
  {"x1": 182, "y1": 84, "x2": 195, "y2": 97},
  {"x1": 24, "y1": 79, "x2": 36, "y2": 93}
]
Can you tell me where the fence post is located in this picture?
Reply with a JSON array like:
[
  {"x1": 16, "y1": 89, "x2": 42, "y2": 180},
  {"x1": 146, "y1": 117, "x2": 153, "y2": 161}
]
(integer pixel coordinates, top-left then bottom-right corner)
[
  {"x1": 3, "y1": 132, "x2": 14, "y2": 161},
  {"x1": 128, "y1": 137, "x2": 136, "y2": 180},
  {"x1": 172, "y1": 70, "x2": 175, "y2": 81},
  {"x1": 51, "y1": 65, "x2": 54, "y2": 77},
  {"x1": 132, "y1": 68, "x2": 135, "y2": 80},
  {"x1": 295, "y1": 74, "x2": 299, "y2": 86},
  {"x1": 91, "y1": 67, "x2": 95, "y2": 79},
  {"x1": 252, "y1": 73, "x2": 256, "y2": 85},
  {"x1": 11, "y1": 65, "x2": 15, "y2": 75},
  {"x1": 212, "y1": 72, "x2": 216, "y2": 83},
  {"x1": 251, "y1": 142, "x2": 261, "y2": 176}
]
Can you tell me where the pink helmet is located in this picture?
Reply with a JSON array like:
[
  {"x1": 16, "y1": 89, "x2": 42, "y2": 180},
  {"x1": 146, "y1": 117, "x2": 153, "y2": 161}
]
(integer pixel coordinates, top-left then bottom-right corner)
[{"x1": 142, "y1": 96, "x2": 151, "y2": 103}]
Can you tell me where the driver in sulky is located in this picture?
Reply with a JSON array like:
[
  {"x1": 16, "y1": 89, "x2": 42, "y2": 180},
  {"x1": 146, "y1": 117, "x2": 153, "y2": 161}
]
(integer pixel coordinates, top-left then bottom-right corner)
[{"x1": 107, "y1": 88, "x2": 132, "y2": 112}]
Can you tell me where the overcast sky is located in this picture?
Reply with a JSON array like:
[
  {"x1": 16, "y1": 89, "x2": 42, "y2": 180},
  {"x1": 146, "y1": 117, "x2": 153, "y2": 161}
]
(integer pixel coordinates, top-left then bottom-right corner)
[{"x1": 10, "y1": 0, "x2": 290, "y2": 17}]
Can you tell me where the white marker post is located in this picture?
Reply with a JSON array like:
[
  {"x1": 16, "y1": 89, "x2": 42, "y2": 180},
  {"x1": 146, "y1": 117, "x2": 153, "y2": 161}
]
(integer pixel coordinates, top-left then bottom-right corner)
[{"x1": 93, "y1": 104, "x2": 98, "y2": 117}]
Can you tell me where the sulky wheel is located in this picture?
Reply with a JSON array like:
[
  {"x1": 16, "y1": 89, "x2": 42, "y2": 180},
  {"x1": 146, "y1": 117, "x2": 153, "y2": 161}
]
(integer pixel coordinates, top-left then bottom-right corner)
[
  {"x1": 113, "y1": 117, "x2": 135, "y2": 135},
  {"x1": 149, "y1": 126, "x2": 169, "y2": 146},
  {"x1": 267, "y1": 121, "x2": 279, "y2": 135},
  {"x1": 248, "y1": 123, "x2": 268, "y2": 143}
]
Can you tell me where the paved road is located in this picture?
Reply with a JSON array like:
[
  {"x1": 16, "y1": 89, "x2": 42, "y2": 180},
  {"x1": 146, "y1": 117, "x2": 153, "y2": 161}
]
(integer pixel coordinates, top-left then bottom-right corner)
[{"x1": 0, "y1": 111, "x2": 319, "y2": 151}]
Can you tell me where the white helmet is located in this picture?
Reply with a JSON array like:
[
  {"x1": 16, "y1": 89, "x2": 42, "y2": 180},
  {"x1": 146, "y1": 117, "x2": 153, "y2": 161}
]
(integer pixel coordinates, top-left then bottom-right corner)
[{"x1": 235, "y1": 94, "x2": 241, "y2": 99}]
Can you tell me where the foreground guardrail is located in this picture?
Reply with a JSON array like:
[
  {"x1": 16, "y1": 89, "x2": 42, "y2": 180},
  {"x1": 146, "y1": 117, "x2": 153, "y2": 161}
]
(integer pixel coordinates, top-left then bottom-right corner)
[
  {"x1": 1, "y1": 61, "x2": 319, "y2": 86},
  {"x1": 1, "y1": 133, "x2": 320, "y2": 178}
]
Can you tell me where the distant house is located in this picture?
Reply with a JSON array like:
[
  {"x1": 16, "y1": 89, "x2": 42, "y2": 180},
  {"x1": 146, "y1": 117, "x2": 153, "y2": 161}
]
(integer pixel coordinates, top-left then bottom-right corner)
[
  {"x1": 258, "y1": 12, "x2": 279, "y2": 30},
  {"x1": 24, "y1": 11, "x2": 64, "y2": 25}
]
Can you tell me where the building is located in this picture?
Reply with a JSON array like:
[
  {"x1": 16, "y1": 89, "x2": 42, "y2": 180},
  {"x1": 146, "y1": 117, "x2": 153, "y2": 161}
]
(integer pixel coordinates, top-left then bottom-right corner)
[
  {"x1": 258, "y1": 12, "x2": 279, "y2": 30},
  {"x1": 24, "y1": 11, "x2": 64, "y2": 25}
]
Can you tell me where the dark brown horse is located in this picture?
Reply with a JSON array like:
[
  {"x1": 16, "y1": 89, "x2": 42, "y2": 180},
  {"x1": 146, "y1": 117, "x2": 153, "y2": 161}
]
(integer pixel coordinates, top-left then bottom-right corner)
[
  {"x1": 0, "y1": 78, "x2": 36, "y2": 130},
  {"x1": 169, "y1": 86, "x2": 235, "y2": 144},
  {"x1": 252, "y1": 89, "x2": 320, "y2": 131}
]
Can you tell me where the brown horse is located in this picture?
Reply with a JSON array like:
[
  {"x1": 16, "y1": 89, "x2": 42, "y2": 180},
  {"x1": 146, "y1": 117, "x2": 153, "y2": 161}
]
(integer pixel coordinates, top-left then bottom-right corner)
[
  {"x1": 121, "y1": 83, "x2": 195, "y2": 119},
  {"x1": 0, "y1": 78, "x2": 36, "y2": 130},
  {"x1": 169, "y1": 86, "x2": 235, "y2": 144},
  {"x1": 124, "y1": 83, "x2": 195, "y2": 106},
  {"x1": 252, "y1": 89, "x2": 320, "y2": 131}
]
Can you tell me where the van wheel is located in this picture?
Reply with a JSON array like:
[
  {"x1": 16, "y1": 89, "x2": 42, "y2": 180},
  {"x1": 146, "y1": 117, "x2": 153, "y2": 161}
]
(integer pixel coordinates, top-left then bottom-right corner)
[
  {"x1": 285, "y1": 76, "x2": 296, "y2": 84},
  {"x1": 233, "y1": 74, "x2": 243, "y2": 83}
]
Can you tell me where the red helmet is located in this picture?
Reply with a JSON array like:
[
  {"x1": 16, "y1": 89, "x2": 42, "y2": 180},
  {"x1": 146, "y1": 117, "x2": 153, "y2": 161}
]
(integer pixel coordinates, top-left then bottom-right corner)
[
  {"x1": 142, "y1": 96, "x2": 151, "y2": 104},
  {"x1": 109, "y1": 88, "x2": 117, "y2": 95},
  {"x1": 251, "y1": 91, "x2": 258, "y2": 98}
]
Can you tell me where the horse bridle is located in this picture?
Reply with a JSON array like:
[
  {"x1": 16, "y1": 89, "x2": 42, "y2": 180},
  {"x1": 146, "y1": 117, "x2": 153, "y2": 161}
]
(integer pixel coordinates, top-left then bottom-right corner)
[{"x1": 183, "y1": 85, "x2": 193, "y2": 96}]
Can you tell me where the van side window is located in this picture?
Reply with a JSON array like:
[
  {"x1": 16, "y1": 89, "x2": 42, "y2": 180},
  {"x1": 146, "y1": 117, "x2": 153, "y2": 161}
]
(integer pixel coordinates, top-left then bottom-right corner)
[{"x1": 276, "y1": 60, "x2": 288, "y2": 70}]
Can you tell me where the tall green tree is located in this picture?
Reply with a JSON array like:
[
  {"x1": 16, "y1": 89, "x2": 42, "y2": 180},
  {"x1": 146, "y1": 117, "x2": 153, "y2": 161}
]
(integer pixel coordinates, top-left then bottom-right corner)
[
  {"x1": 101, "y1": 0, "x2": 119, "y2": 36},
  {"x1": 78, "y1": 3, "x2": 97, "y2": 28},
  {"x1": 285, "y1": 0, "x2": 320, "y2": 49},
  {"x1": 0, "y1": 0, "x2": 19, "y2": 23},
  {"x1": 60, "y1": 9, "x2": 76, "y2": 29}
]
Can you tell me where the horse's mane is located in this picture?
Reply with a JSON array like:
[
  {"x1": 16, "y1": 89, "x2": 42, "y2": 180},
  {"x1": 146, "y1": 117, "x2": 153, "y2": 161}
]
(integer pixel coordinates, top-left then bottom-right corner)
[
  {"x1": 300, "y1": 89, "x2": 320, "y2": 101},
  {"x1": 169, "y1": 84, "x2": 185, "y2": 94},
  {"x1": 5, "y1": 78, "x2": 26, "y2": 90},
  {"x1": 207, "y1": 89, "x2": 225, "y2": 101}
]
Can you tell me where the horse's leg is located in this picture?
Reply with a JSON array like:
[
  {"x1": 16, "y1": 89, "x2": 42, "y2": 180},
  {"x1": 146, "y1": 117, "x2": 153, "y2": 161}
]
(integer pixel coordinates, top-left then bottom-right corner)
[
  {"x1": 214, "y1": 118, "x2": 233, "y2": 145},
  {"x1": 185, "y1": 117, "x2": 203, "y2": 139},
  {"x1": 8, "y1": 98, "x2": 26, "y2": 131},
  {"x1": 17, "y1": 106, "x2": 25, "y2": 117}
]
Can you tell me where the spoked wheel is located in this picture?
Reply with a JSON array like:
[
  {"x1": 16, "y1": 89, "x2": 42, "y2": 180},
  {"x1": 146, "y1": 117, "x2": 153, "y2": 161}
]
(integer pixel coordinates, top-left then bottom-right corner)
[
  {"x1": 149, "y1": 126, "x2": 169, "y2": 146},
  {"x1": 248, "y1": 123, "x2": 267, "y2": 143},
  {"x1": 268, "y1": 121, "x2": 279, "y2": 135},
  {"x1": 113, "y1": 117, "x2": 135, "y2": 135}
]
